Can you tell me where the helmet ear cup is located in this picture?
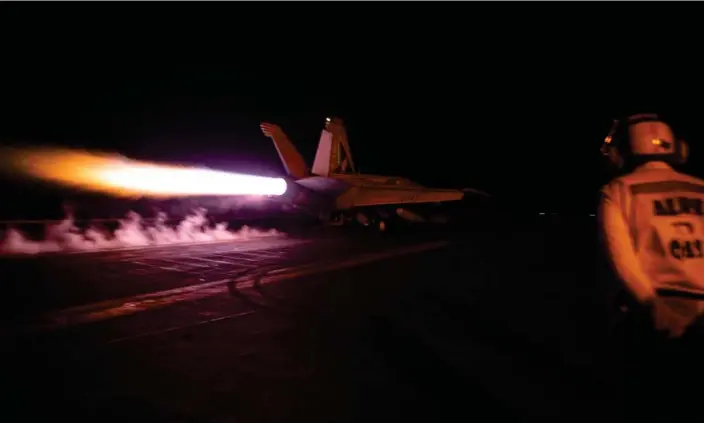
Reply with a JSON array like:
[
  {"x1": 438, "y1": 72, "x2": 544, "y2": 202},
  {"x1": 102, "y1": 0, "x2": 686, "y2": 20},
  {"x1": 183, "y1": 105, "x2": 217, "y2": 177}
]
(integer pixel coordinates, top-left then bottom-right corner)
[
  {"x1": 601, "y1": 119, "x2": 621, "y2": 168},
  {"x1": 602, "y1": 144, "x2": 624, "y2": 168},
  {"x1": 674, "y1": 140, "x2": 689, "y2": 165}
]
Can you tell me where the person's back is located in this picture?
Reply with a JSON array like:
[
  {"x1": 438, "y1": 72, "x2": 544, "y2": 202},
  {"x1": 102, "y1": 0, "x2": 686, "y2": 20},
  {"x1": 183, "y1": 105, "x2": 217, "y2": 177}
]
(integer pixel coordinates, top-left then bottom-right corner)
[{"x1": 605, "y1": 162, "x2": 704, "y2": 298}]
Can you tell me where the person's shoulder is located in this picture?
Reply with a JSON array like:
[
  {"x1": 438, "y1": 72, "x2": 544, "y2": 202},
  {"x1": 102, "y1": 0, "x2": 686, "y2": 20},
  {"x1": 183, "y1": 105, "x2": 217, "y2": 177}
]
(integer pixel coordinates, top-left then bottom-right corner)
[
  {"x1": 674, "y1": 170, "x2": 704, "y2": 187},
  {"x1": 600, "y1": 176, "x2": 626, "y2": 196}
]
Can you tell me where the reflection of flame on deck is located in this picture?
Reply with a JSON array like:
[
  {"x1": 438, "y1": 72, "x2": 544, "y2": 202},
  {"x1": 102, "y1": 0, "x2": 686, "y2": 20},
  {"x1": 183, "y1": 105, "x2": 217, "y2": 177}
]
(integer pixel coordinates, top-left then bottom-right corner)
[{"x1": 2, "y1": 146, "x2": 287, "y2": 198}]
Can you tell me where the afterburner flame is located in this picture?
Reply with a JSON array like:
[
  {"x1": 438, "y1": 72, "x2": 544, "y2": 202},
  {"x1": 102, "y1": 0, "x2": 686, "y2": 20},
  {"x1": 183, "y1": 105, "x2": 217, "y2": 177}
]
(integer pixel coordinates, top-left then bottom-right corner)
[{"x1": 3, "y1": 147, "x2": 287, "y2": 197}]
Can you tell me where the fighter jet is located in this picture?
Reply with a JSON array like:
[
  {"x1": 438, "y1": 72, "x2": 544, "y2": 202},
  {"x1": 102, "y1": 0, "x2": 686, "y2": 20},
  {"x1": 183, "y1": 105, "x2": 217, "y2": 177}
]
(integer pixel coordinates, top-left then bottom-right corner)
[{"x1": 261, "y1": 117, "x2": 487, "y2": 230}]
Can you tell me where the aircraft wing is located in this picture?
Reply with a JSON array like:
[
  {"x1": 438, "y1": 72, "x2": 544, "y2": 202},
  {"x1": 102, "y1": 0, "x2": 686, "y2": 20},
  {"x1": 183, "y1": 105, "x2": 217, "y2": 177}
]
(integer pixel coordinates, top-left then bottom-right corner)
[{"x1": 336, "y1": 186, "x2": 465, "y2": 209}]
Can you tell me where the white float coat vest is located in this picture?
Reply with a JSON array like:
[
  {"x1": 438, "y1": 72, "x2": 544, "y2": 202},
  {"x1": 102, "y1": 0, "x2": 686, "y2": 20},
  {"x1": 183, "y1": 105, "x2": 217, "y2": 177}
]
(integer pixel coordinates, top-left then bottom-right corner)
[{"x1": 599, "y1": 162, "x2": 704, "y2": 311}]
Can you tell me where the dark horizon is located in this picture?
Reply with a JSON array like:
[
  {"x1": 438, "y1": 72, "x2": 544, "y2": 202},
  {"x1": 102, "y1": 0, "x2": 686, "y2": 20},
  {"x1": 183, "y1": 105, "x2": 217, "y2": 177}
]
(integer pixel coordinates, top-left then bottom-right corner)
[{"x1": 1, "y1": 12, "x2": 701, "y2": 216}]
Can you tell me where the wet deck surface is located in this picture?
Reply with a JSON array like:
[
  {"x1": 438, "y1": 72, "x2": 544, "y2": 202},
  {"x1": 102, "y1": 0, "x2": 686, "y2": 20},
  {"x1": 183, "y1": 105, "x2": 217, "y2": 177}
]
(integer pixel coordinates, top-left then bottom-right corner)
[{"x1": 0, "y1": 219, "x2": 688, "y2": 421}]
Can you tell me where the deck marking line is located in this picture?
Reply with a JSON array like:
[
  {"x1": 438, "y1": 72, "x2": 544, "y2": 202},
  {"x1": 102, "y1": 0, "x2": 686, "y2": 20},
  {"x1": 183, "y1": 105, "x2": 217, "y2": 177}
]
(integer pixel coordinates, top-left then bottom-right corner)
[{"x1": 16, "y1": 240, "x2": 449, "y2": 333}]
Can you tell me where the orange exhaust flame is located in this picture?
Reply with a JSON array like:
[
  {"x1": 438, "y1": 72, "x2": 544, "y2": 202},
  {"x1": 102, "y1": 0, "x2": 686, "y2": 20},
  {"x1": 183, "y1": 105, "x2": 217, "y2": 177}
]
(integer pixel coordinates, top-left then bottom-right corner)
[{"x1": 1, "y1": 147, "x2": 287, "y2": 198}]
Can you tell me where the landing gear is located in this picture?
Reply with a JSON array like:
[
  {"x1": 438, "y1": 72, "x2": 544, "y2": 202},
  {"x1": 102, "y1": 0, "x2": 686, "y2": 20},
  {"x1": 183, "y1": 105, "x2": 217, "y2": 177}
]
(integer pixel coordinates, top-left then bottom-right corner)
[
  {"x1": 321, "y1": 211, "x2": 388, "y2": 233},
  {"x1": 377, "y1": 220, "x2": 386, "y2": 232},
  {"x1": 321, "y1": 212, "x2": 345, "y2": 227},
  {"x1": 359, "y1": 212, "x2": 388, "y2": 233},
  {"x1": 329, "y1": 215, "x2": 345, "y2": 226}
]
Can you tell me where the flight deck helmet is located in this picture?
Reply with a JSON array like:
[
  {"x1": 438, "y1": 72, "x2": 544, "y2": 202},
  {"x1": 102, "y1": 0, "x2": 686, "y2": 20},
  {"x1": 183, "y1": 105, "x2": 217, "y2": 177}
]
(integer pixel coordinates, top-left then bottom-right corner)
[{"x1": 601, "y1": 113, "x2": 689, "y2": 169}]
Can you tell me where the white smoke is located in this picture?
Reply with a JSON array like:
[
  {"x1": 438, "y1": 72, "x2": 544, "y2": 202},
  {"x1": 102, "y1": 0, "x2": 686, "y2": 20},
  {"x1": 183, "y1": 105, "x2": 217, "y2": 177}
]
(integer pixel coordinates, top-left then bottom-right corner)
[{"x1": 0, "y1": 207, "x2": 281, "y2": 256}]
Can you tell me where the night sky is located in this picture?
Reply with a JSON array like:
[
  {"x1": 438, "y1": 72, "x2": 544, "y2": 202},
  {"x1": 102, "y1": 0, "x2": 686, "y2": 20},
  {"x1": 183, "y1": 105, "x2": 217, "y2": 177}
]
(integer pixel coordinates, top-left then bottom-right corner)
[{"x1": 1, "y1": 5, "x2": 700, "y2": 217}]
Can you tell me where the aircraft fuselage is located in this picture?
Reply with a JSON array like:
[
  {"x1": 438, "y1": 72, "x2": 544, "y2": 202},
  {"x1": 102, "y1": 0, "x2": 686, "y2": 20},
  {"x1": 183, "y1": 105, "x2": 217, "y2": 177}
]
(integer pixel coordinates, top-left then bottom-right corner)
[{"x1": 260, "y1": 117, "x2": 480, "y2": 229}]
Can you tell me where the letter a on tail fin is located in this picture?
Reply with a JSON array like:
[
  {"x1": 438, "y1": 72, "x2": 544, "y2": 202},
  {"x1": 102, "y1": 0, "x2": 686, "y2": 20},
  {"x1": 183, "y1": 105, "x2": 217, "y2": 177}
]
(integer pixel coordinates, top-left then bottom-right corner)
[{"x1": 260, "y1": 123, "x2": 309, "y2": 180}]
